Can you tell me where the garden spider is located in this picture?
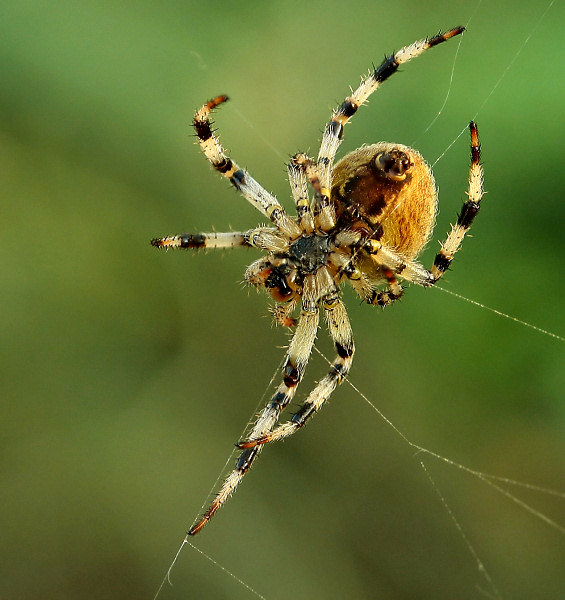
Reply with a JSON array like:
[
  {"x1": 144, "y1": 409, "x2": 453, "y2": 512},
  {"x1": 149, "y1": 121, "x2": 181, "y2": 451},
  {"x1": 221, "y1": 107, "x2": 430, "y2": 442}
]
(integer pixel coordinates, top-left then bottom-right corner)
[{"x1": 152, "y1": 25, "x2": 484, "y2": 536}]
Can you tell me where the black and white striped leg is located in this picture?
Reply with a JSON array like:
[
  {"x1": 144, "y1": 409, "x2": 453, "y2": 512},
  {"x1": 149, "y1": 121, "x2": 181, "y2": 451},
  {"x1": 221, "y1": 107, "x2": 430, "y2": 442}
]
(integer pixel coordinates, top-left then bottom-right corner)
[
  {"x1": 151, "y1": 228, "x2": 289, "y2": 253},
  {"x1": 331, "y1": 235, "x2": 434, "y2": 289},
  {"x1": 431, "y1": 121, "x2": 484, "y2": 281},
  {"x1": 244, "y1": 228, "x2": 291, "y2": 252},
  {"x1": 288, "y1": 156, "x2": 315, "y2": 234},
  {"x1": 193, "y1": 95, "x2": 301, "y2": 239},
  {"x1": 151, "y1": 231, "x2": 250, "y2": 249},
  {"x1": 316, "y1": 26, "x2": 465, "y2": 191},
  {"x1": 188, "y1": 275, "x2": 321, "y2": 535},
  {"x1": 292, "y1": 153, "x2": 336, "y2": 232},
  {"x1": 240, "y1": 291, "x2": 354, "y2": 447}
]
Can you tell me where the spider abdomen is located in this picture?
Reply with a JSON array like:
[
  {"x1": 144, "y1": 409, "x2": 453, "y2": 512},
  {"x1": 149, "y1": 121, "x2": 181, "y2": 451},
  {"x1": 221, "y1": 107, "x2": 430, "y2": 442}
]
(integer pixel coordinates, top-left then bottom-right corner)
[{"x1": 331, "y1": 143, "x2": 437, "y2": 260}]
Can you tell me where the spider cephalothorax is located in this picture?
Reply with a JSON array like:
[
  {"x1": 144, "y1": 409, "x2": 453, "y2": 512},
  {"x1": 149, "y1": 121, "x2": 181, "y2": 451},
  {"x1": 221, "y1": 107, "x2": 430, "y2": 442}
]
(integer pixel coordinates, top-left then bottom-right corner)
[{"x1": 151, "y1": 25, "x2": 484, "y2": 535}]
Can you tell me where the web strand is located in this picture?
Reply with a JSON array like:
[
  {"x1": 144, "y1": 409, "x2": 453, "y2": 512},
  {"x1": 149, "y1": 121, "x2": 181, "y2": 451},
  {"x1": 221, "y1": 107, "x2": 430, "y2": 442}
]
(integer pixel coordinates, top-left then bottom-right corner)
[
  {"x1": 333, "y1": 351, "x2": 565, "y2": 535},
  {"x1": 433, "y1": 0, "x2": 557, "y2": 168},
  {"x1": 153, "y1": 538, "x2": 267, "y2": 600},
  {"x1": 420, "y1": 461, "x2": 501, "y2": 599},
  {"x1": 434, "y1": 285, "x2": 564, "y2": 342},
  {"x1": 153, "y1": 358, "x2": 285, "y2": 600},
  {"x1": 410, "y1": 1, "x2": 477, "y2": 147}
]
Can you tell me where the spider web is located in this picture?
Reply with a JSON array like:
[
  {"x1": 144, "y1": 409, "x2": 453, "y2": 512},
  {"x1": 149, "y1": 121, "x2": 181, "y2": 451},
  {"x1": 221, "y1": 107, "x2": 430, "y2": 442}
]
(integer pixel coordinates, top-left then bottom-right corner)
[{"x1": 154, "y1": 2, "x2": 565, "y2": 598}]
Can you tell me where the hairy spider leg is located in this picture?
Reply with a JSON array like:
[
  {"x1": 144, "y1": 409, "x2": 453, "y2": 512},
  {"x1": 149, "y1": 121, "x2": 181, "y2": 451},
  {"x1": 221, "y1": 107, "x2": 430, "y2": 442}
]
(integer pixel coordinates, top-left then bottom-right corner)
[
  {"x1": 193, "y1": 95, "x2": 301, "y2": 239},
  {"x1": 288, "y1": 157, "x2": 315, "y2": 234},
  {"x1": 328, "y1": 250, "x2": 405, "y2": 307},
  {"x1": 307, "y1": 26, "x2": 465, "y2": 234},
  {"x1": 188, "y1": 273, "x2": 324, "y2": 535},
  {"x1": 151, "y1": 231, "x2": 250, "y2": 249},
  {"x1": 316, "y1": 26, "x2": 466, "y2": 192},
  {"x1": 151, "y1": 227, "x2": 290, "y2": 253},
  {"x1": 431, "y1": 121, "x2": 484, "y2": 280},
  {"x1": 239, "y1": 291, "x2": 354, "y2": 447},
  {"x1": 291, "y1": 153, "x2": 337, "y2": 232}
]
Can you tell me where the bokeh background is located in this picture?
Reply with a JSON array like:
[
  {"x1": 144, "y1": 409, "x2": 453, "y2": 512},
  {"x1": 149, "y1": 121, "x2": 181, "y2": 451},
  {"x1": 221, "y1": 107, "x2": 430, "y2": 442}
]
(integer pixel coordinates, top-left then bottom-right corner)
[{"x1": 2, "y1": 1, "x2": 564, "y2": 599}]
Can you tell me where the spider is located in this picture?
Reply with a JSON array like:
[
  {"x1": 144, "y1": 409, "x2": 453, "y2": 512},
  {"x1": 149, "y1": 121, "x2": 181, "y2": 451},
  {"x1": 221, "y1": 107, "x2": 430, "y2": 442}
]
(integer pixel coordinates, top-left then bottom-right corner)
[{"x1": 151, "y1": 25, "x2": 484, "y2": 536}]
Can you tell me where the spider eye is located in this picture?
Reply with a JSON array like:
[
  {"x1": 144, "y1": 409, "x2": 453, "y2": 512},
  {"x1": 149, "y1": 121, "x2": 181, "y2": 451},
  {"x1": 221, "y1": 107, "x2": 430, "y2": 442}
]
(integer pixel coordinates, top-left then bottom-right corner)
[{"x1": 375, "y1": 150, "x2": 412, "y2": 181}]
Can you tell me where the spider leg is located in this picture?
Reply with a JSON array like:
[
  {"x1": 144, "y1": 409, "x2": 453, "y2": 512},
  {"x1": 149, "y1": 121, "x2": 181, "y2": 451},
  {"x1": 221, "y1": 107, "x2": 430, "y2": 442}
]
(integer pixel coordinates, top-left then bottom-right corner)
[
  {"x1": 194, "y1": 95, "x2": 301, "y2": 239},
  {"x1": 271, "y1": 300, "x2": 299, "y2": 328},
  {"x1": 329, "y1": 250, "x2": 404, "y2": 307},
  {"x1": 333, "y1": 232, "x2": 435, "y2": 287},
  {"x1": 431, "y1": 121, "x2": 484, "y2": 281},
  {"x1": 188, "y1": 273, "x2": 324, "y2": 535},
  {"x1": 359, "y1": 269, "x2": 404, "y2": 307},
  {"x1": 244, "y1": 228, "x2": 291, "y2": 252},
  {"x1": 150, "y1": 231, "x2": 248, "y2": 249},
  {"x1": 151, "y1": 227, "x2": 289, "y2": 253},
  {"x1": 292, "y1": 153, "x2": 336, "y2": 232},
  {"x1": 316, "y1": 26, "x2": 465, "y2": 191},
  {"x1": 288, "y1": 156, "x2": 315, "y2": 234},
  {"x1": 239, "y1": 289, "x2": 354, "y2": 448}
]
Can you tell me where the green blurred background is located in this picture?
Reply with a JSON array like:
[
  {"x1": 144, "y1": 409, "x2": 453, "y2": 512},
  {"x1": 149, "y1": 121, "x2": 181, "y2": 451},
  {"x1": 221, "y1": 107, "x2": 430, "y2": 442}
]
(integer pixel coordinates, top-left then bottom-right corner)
[{"x1": 2, "y1": 1, "x2": 564, "y2": 598}]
